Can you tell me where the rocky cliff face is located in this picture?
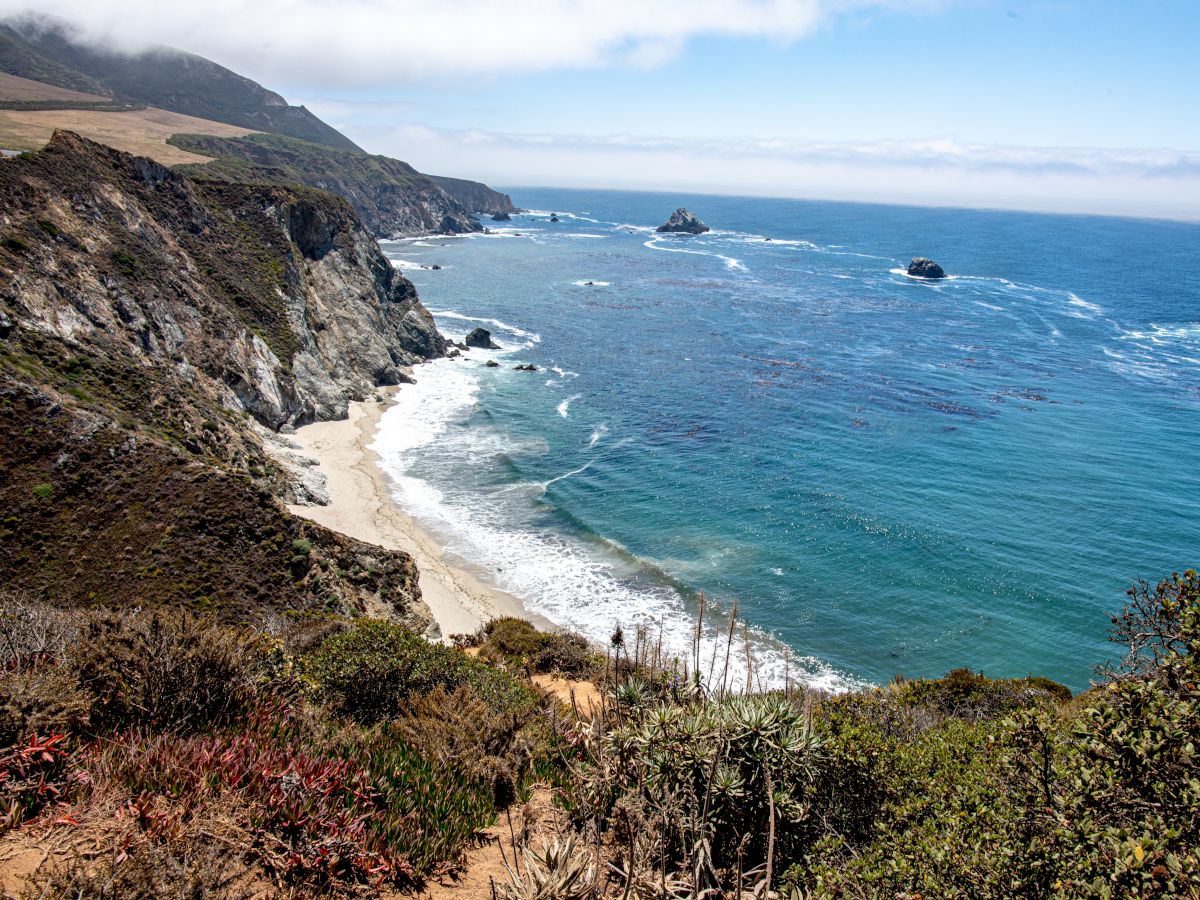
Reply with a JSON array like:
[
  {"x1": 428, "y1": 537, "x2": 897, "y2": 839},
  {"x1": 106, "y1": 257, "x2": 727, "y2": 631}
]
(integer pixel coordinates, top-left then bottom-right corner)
[
  {"x1": 3, "y1": 130, "x2": 444, "y2": 428},
  {"x1": 171, "y1": 133, "x2": 484, "y2": 238},
  {"x1": 0, "y1": 131, "x2": 441, "y2": 627},
  {"x1": 432, "y1": 175, "x2": 518, "y2": 216}
]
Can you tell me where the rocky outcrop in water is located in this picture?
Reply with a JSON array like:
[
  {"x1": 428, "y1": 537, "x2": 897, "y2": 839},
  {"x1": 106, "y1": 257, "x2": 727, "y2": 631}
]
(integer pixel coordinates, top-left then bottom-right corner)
[
  {"x1": 908, "y1": 257, "x2": 946, "y2": 279},
  {"x1": 465, "y1": 327, "x2": 500, "y2": 349},
  {"x1": 657, "y1": 208, "x2": 710, "y2": 234},
  {"x1": 492, "y1": 211, "x2": 512, "y2": 221}
]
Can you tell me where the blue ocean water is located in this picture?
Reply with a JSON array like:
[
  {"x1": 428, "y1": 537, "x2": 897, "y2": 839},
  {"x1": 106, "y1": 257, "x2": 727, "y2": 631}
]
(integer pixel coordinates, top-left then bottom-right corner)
[{"x1": 375, "y1": 189, "x2": 1200, "y2": 693}]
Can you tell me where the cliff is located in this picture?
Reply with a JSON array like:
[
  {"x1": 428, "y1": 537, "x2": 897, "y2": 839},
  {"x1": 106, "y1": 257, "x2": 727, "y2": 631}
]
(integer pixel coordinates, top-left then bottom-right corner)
[
  {"x1": 432, "y1": 175, "x2": 518, "y2": 215},
  {"x1": 0, "y1": 131, "x2": 442, "y2": 626},
  {"x1": 171, "y1": 132, "x2": 484, "y2": 237}
]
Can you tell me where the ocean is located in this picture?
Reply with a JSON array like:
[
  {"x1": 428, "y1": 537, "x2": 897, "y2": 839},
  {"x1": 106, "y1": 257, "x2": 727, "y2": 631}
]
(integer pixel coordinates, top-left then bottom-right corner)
[{"x1": 373, "y1": 189, "x2": 1200, "y2": 693}]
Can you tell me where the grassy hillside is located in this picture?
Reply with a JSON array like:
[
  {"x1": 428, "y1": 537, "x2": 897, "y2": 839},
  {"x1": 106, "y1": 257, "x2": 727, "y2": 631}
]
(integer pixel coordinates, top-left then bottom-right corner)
[{"x1": 0, "y1": 20, "x2": 359, "y2": 151}]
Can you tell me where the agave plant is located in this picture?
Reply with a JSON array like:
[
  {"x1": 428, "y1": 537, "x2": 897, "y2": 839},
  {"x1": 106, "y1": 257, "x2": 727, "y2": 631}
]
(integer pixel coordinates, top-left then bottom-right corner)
[{"x1": 496, "y1": 836, "x2": 598, "y2": 900}]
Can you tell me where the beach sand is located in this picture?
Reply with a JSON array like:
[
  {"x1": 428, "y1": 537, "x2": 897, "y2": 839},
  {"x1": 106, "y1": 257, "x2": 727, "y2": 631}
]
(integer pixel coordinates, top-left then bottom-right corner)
[{"x1": 286, "y1": 387, "x2": 551, "y2": 639}]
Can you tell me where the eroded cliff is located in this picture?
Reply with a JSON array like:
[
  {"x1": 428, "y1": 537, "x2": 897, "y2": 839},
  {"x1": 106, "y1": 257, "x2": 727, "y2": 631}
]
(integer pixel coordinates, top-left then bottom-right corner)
[{"x1": 0, "y1": 131, "x2": 441, "y2": 627}]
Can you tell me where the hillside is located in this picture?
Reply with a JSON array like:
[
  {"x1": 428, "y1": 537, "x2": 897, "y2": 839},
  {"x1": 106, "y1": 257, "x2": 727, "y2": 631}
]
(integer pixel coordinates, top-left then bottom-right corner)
[
  {"x1": 0, "y1": 104, "x2": 255, "y2": 163},
  {"x1": 0, "y1": 130, "x2": 445, "y2": 624},
  {"x1": 0, "y1": 20, "x2": 358, "y2": 151},
  {"x1": 171, "y1": 131, "x2": 485, "y2": 237}
]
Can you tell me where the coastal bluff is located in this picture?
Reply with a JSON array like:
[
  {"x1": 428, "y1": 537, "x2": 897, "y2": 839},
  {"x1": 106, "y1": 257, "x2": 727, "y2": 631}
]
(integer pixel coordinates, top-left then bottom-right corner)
[{"x1": 0, "y1": 130, "x2": 446, "y2": 626}]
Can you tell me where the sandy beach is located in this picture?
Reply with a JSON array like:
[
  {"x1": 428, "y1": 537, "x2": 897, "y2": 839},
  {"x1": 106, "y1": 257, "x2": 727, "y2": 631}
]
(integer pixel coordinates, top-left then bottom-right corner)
[{"x1": 286, "y1": 387, "x2": 550, "y2": 639}]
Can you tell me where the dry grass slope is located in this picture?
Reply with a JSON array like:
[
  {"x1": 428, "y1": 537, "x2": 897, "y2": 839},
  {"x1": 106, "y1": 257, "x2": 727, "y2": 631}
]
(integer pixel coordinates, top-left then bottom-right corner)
[
  {"x1": 0, "y1": 104, "x2": 254, "y2": 163},
  {"x1": 0, "y1": 71, "x2": 109, "y2": 104}
]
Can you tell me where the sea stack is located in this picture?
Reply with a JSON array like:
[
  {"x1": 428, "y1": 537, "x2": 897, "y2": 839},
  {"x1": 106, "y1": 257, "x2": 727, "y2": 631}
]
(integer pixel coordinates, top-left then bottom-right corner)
[
  {"x1": 907, "y1": 257, "x2": 946, "y2": 279},
  {"x1": 465, "y1": 327, "x2": 501, "y2": 349},
  {"x1": 492, "y1": 211, "x2": 511, "y2": 221},
  {"x1": 657, "y1": 208, "x2": 710, "y2": 234}
]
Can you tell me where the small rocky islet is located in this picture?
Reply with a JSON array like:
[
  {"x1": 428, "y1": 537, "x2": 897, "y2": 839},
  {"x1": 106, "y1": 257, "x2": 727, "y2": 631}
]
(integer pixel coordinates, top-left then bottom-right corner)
[
  {"x1": 656, "y1": 207, "x2": 710, "y2": 234},
  {"x1": 907, "y1": 257, "x2": 946, "y2": 279}
]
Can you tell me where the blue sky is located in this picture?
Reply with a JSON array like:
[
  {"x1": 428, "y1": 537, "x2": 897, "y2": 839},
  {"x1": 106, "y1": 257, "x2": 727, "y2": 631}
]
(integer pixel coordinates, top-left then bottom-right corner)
[{"x1": 18, "y1": 0, "x2": 1200, "y2": 217}]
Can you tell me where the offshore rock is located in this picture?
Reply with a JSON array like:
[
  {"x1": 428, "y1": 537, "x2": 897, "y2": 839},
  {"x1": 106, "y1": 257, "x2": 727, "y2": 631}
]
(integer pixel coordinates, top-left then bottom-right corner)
[
  {"x1": 465, "y1": 327, "x2": 500, "y2": 349},
  {"x1": 492, "y1": 211, "x2": 512, "y2": 221},
  {"x1": 656, "y1": 208, "x2": 710, "y2": 234},
  {"x1": 908, "y1": 257, "x2": 946, "y2": 279}
]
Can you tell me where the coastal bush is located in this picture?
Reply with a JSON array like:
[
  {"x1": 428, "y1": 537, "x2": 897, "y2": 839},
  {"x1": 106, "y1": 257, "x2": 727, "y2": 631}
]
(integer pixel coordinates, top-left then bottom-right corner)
[
  {"x1": 72, "y1": 608, "x2": 264, "y2": 733},
  {"x1": 470, "y1": 616, "x2": 599, "y2": 677},
  {"x1": 302, "y1": 619, "x2": 538, "y2": 724}
]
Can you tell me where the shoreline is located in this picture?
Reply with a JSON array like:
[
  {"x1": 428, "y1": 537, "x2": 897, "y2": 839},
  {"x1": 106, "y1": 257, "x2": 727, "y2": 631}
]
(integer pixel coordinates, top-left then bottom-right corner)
[{"x1": 286, "y1": 385, "x2": 554, "y2": 639}]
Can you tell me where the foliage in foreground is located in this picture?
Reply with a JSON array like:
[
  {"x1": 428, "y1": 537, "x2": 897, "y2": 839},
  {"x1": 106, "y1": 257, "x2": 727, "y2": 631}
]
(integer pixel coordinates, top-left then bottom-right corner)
[
  {"x1": 2, "y1": 571, "x2": 1197, "y2": 898},
  {"x1": 0, "y1": 602, "x2": 551, "y2": 896}
]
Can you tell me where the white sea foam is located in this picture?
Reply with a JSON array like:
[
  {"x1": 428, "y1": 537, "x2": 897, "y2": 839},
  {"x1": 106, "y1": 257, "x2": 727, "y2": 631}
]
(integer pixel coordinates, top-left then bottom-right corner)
[
  {"x1": 428, "y1": 309, "x2": 541, "y2": 349},
  {"x1": 557, "y1": 394, "x2": 582, "y2": 418},
  {"x1": 370, "y1": 359, "x2": 859, "y2": 693},
  {"x1": 1067, "y1": 293, "x2": 1104, "y2": 315},
  {"x1": 588, "y1": 424, "x2": 608, "y2": 448},
  {"x1": 389, "y1": 259, "x2": 444, "y2": 271},
  {"x1": 644, "y1": 238, "x2": 747, "y2": 272}
]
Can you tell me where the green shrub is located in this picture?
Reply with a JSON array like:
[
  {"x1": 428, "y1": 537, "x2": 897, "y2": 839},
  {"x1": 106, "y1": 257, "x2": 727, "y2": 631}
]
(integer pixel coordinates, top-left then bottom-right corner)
[
  {"x1": 36, "y1": 219, "x2": 59, "y2": 238},
  {"x1": 110, "y1": 249, "x2": 139, "y2": 276},
  {"x1": 302, "y1": 619, "x2": 537, "y2": 724},
  {"x1": 474, "y1": 617, "x2": 599, "y2": 677},
  {"x1": 72, "y1": 609, "x2": 263, "y2": 733},
  {"x1": 1, "y1": 235, "x2": 28, "y2": 253},
  {"x1": 30, "y1": 483, "x2": 53, "y2": 500}
]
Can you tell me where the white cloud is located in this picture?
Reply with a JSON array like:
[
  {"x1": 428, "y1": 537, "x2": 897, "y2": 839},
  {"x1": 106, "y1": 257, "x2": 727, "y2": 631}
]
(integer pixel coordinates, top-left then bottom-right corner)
[{"x1": 1, "y1": 0, "x2": 941, "y2": 87}]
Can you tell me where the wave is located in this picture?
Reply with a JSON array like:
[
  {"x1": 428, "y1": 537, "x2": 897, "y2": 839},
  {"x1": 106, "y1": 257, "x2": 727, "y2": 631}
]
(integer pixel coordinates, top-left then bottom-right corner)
[
  {"x1": 557, "y1": 393, "x2": 582, "y2": 418},
  {"x1": 588, "y1": 424, "x2": 609, "y2": 448},
  {"x1": 389, "y1": 259, "x2": 445, "y2": 271},
  {"x1": 370, "y1": 345, "x2": 860, "y2": 693},
  {"x1": 428, "y1": 309, "x2": 541, "y2": 344},
  {"x1": 644, "y1": 237, "x2": 747, "y2": 272}
]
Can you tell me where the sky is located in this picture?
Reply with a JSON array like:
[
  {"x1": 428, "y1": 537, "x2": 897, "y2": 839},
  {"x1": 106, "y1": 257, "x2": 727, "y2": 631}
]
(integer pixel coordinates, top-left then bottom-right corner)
[{"x1": 9, "y1": 0, "x2": 1200, "y2": 218}]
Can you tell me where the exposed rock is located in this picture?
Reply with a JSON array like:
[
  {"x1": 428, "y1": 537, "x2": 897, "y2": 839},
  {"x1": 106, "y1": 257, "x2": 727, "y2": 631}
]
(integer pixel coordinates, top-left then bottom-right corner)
[
  {"x1": 514, "y1": 363, "x2": 538, "y2": 372},
  {"x1": 656, "y1": 208, "x2": 710, "y2": 234},
  {"x1": 492, "y1": 211, "x2": 512, "y2": 221},
  {"x1": 430, "y1": 264, "x2": 442, "y2": 270},
  {"x1": 908, "y1": 257, "x2": 946, "y2": 279},
  {"x1": 0, "y1": 311, "x2": 12, "y2": 339},
  {"x1": 549, "y1": 214, "x2": 560, "y2": 223},
  {"x1": 484, "y1": 359, "x2": 500, "y2": 368},
  {"x1": 465, "y1": 327, "x2": 500, "y2": 349},
  {"x1": 431, "y1": 176, "x2": 518, "y2": 216}
]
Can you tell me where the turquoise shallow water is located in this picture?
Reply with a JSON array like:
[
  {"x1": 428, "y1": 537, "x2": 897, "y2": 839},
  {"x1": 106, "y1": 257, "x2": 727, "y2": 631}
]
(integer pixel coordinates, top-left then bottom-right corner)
[{"x1": 375, "y1": 189, "x2": 1200, "y2": 692}]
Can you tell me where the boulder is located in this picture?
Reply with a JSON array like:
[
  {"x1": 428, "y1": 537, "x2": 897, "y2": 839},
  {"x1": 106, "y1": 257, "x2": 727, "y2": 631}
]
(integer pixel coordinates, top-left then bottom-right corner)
[
  {"x1": 514, "y1": 363, "x2": 538, "y2": 372},
  {"x1": 907, "y1": 257, "x2": 946, "y2": 279},
  {"x1": 492, "y1": 211, "x2": 511, "y2": 221},
  {"x1": 484, "y1": 359, "x2": 500, "y2": 368},
  {"x1": 656, "y1": 208, "x2": 710, "y2": 234},
  {"x1": 550, "y1": 214, "x2": 560, "y2": 223},
  {"x1": 465, "y1": 327, "x2": 500, "y2": 349}
]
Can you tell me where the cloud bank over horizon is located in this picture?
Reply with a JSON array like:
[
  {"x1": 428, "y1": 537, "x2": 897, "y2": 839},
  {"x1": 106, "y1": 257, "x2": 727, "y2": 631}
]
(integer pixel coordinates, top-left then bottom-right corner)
[{"x1": 315, "y1": 115, "x2": 1200, "y2": 220}]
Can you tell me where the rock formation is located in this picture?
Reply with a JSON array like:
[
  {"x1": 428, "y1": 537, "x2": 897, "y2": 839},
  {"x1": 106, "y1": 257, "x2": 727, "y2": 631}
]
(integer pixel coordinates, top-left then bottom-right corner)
[
  {"x1": 656, "y1": 208, "x2": 710, "y2": 234},
  {"x1": 907, "y1": 257, "x2": 946, "y2": 279},
  {"x1": 492, "y1": 211, "x2": 512, "y2": 221},
  {"x1": 465, "y1": 327, "x2": 501, "y2": 349},
  {"x1": 0, "y1": 131, "x2": 444, "y2": 627}
]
